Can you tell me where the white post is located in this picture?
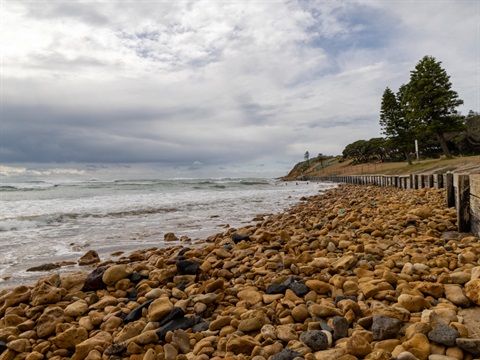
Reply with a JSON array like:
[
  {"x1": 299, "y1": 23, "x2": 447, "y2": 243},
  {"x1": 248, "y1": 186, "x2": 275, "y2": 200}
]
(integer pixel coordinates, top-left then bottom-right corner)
[{"x1": 415, "y1": 140, "x2": 419, "y2": 161}]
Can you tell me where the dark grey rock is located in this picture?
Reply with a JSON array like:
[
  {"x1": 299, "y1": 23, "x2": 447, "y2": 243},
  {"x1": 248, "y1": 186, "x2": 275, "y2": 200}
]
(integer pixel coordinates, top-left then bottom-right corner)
[
  {"x1": 159, "y1": 307, "x2": 185, "y2": 326},
  {"x1": 266, "y1": 284, "x2": 288, "y2": 294},
  {"x1": 124, "y1": 299, "x2": 153, "y2": 323},
  {"x1": 357, "y1": 316, "x2": 373, "y2": 329},
  {"x1": 0, "y1": 340, "x2": 6, "y2": 354},
  {"x1": 129, "y1": 272, "x2": 148, "y2": 283},
  {"x1": 176, "y1": 260, "x2": 200, "y2": 275},
  {"x1": 289, "y1": 282, "x2": 309, "y2": 297},
  {"x1": 176, "y1": 247, "x2": 190, "y2": 258},
  {"x1": 82, "y1": 266, "x2": 108, "y2": 291},
  {"x1": 372, "y1": 314, "x2": 402, "y2": 340},
  {"x1": 299, "y1": 330, "x2": 329, "y2": 351},
  {"x1": 156, "y1": 316, "x2": 203, "y2": 340},
  {"x1": 270, "y1": 348, "x2": 304, "y2": 360},
  {"x1": 428, "y1": 324, "x2": 460, "y2": 346},
  {"x1": 26, "y1": 263, "x2": 61, "y2": 272},
  {"x1": 332, "y1": 315, "x2": 349, "y2": 340},
  {"x1": 191, "y1": 321, "x2": 209, "y2": 332},
  {"x1": 456, "y1": 338, "x2": 480, "y2": 355},
  {"x1": 232, "y1": 234, "x2": 250, "y2": 243}
]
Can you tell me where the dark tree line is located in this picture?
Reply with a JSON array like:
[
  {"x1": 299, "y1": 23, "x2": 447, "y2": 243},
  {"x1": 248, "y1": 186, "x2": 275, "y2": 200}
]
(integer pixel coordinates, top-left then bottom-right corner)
[{"x1": 343, "y1": 56, "x2": 479, "y2": 163}]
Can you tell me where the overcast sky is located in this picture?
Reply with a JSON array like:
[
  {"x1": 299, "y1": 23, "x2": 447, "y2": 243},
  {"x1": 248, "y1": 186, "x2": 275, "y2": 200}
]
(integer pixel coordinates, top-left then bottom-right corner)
[{"x1": 1, "y1": 0, "x2": 479, "y2": 178}]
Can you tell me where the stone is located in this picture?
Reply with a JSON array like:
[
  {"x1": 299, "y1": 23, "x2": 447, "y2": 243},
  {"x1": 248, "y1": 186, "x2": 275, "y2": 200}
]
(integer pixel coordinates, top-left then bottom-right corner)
[
  {"x1": 346, "y1": 332, "x2": 372, "y2": 357},
  {"x1": 102, "y1": 264, "x2": 132, "y2": 285},
  {"x1": 408, "y1": 207, "x2": 432, "y2": 219},
  {"x1": 163, "y1": 343, "x2": 177, "y2": 360},
  {"x1": 172, "y1": 329, "x2": 190, "y2": 354},
  {"x1": 82, "y1": 267, "x2": 108, "y2": 291},
  {"x1": 205, "y1": 279, "x2": 225, "y2": 293},
  {"x1": 53, "y1": 326, "x2": 89, "y2": 349},
  {"x1": 237, "y1": 289, "x2": 263, "y2": 305},
  {"x1": 36, "y1": 306, "x2": 65, "y2": 338},
  {"x1": 26, "y1": 263, "x2": 61, "y2": 272},
  {"x1": 64, "y1": 300, "x2": 89, "y2": 317},
  {"x1": 30, "y1": 283, "x2": 63, "y2": 306},
  {"x1": 444, "y1": 284, "x2": 470, "y2": 307},
  {"x1": 0, "y1": 286, "x2": 31, "y2": 316},
  {"x1": 405, "y1": 322, "x2": 433, "y2": 340},
  {"x1": 300, "y1": 330, "x2": 329, "y2": 351},
  {"x1": 455, "y1": 338, "x2": 480, "y2": 356},
  {"x1": 164, "y1": 232, "x2": 178, "y2": 241},
  {"x1": 332, "y1": 315, "x2": 349, "y2": 340},
  {"x1": 72, "y1": 333, "x2": 112, "y2": 360},
  {"x1": 372, "y1": 314, "x2": 402, "y2": 340},
  {"x1": 124, "y1": 299, "x2": 153, "y2": 323},
  {"x1": 359, "y1": 282, "x2": 380, "y2": 298},
  {"x1": 428, "y1": 356, "x2": 458, "y2": 360},
  {"x1": 238, "y1": 315, "x2": 268, "y2": 332},
  {"x1": 270, "y1": 348, "x2": 304, "y2": 360},
  {"x1": 289, "y1": 282, "x2": 310, "y2": 297},
  {"x1": 225, "y1": 334, "x2": 260, "y2": 355},
  {"x1": 427, "y1": 324, "x2": 460, "y2": 347},
  {"x1": 396, "y1": 352, "x2": 420, "y2": 360},
  {"x1": 147, "y1": 297, "x2": 174, "y2": 322},
  {"x1": 276, "y1": 325, "x2": 298, "y2": 342},
  {"x1": 78, "y1": 250, "x2": 100, "y2": 266},
  {"x1": 332, "y1": 255, "x2": 357, "y2": 270},
  {"x1": 292, "y1": 304, "x2": 310, "y2": 322},
  {"x1": 306, "y1": 280, "x2": 331, "y2": 294},
  {"x1": 402, "y1": 333, "x2": 431, "y2": 360},
  {"x1": 176, "y1": 260, "x2": 200, "y2": 275},
  {"x1": 465, "y1": 279, "x2": 480, "y2": 305},
  {"x1": 416, "y1": 282, "x2": 444, "y2": 298},
  {"x1": 266, "y1": 284, "x2": 288, "y2": 294},
  {"x1": 313, "y1": 348, "x2": 346, "y2": 360},
  {"x1": 309, "y1": 304, "x2": 342, "y2": 317},
  {"x1": 397, "y1": 294, "x2": 431, "y2": 312}
]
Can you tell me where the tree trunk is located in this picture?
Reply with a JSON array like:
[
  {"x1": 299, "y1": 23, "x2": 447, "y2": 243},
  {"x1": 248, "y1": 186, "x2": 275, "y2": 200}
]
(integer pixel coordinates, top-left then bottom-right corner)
[
  {"x1": 403, "y1": 149, "x2": 413, "y2": 165},
  {"x1": 436, "y1": 132, "x2": 452, "y2": 158}
]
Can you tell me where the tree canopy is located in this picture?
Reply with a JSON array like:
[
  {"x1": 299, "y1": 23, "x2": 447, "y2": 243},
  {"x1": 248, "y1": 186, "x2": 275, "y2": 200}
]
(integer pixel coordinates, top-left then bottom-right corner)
[{"x1": 341, "y1": 55, "x2": 474, "y2": 164}]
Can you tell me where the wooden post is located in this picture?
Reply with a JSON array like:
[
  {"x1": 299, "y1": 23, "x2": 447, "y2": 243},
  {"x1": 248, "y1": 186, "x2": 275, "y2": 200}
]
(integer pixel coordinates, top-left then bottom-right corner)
[
  {"x1": 455, "y1": 174, "x2": 470, "y2": 233},
  {"x1": 470, "y1": 175, "x2": 480, "y2": 237},
  {"x1": 446, "y1": 173, "x2": 455, "y2": 207}
]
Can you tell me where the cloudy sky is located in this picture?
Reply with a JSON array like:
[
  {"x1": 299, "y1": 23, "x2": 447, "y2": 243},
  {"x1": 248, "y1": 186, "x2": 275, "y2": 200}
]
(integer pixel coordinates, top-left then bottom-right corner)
[{"x1": 1, "y1": 0, "x2": 479, "y2": 178}]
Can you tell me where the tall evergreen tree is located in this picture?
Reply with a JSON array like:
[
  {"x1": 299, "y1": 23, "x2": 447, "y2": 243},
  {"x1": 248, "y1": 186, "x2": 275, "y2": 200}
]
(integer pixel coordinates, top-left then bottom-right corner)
[
  {"x1": 405, "y1": 55, "x2": 464, "y2": 158},
  {"x1": 379, "y1": 85, "x2": 415, "y2": 165}
]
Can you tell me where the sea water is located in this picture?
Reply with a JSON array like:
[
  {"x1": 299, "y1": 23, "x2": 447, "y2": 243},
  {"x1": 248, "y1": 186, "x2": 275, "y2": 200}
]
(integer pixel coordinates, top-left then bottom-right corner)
[{"x1": 0, "y1": 177, "x2": 335, "y2": 287}]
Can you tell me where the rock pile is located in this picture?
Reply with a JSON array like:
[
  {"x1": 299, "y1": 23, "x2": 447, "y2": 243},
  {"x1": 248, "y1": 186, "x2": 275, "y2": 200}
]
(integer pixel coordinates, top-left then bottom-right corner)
[{"x1": 1, "y1": 184, "x2": 480, "y2": 360}]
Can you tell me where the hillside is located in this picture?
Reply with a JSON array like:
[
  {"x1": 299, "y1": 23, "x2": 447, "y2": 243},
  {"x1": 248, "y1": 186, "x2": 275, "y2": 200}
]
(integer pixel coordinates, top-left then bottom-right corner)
[{"x1": 283, "y1": 154, "x2": 480, "y2": 180}]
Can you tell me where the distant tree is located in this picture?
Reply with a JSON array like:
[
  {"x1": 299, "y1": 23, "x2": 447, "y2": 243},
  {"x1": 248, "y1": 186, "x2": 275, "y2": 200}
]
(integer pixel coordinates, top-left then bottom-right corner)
[
  {"x1": 379, "y1": 85, "x2": 416, "y2": 165},
  {"x1": 405, "y1": 55, "x2": 464, "y2": 158},
  {"x1": 317, "y1": 153, "x2": 328, "y2": 168},
  {"x1": 304, "y1": 151, "x2": 310, "y2": 161},
  {"x1": 342, "y1": 140, "x2": 368, "y2": 162}
]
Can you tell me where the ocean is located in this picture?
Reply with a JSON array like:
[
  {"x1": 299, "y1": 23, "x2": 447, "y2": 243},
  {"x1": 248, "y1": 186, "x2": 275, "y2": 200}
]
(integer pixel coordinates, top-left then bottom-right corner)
[{"x1": 0, "y1": 177, "x2": 335, "y2": 288}]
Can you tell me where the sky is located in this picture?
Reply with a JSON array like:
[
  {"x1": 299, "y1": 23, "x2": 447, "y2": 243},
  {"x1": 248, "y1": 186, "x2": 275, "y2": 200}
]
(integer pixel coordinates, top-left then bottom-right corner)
[{"x1": 1, "y1": 0, "x2": 479, "y2": 179}]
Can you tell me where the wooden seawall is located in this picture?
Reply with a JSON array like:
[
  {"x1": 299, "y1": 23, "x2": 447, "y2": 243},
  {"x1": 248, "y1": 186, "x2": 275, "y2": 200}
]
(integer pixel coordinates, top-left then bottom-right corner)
[{"x1": 301, "y1": 173, "x2": 480, "y2": 237}]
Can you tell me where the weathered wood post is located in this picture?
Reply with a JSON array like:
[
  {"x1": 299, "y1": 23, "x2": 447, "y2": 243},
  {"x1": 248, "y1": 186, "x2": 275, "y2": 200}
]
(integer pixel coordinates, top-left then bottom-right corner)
[
  {"x1": 446, "y1": 173, "x2": 455, "y2": 208},
  {"x1": 470, "y1": 174, "x2": 480, "y2": 237},
  {"x1": 455, "y1": 174, "x2": 470, "y2": 233}
]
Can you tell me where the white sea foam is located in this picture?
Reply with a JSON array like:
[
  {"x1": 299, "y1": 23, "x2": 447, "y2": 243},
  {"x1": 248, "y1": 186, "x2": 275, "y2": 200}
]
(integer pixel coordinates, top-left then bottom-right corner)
[{"x1": 0, "y1": 177, "x2": 336, "y2": 287}]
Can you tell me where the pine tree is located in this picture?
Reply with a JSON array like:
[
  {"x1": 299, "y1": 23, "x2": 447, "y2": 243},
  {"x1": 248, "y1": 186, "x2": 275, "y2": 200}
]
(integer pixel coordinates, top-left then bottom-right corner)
[
  {"x1": 379, "y1": 85, "x2": 415, "y2": 164},
  {"x1": 405, "y1": 56, "x2": 464, "y2": 158}
]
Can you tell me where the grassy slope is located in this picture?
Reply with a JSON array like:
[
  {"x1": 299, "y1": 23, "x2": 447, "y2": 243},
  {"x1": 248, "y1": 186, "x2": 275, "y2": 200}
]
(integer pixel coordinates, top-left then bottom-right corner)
[{"x1": 284, "y1": 155, "x2": 480, "y2": 180}]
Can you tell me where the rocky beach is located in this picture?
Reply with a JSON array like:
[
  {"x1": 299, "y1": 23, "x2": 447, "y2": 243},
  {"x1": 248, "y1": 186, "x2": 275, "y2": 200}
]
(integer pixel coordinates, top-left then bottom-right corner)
[{"x1": 1, "y1": 184, "x2": 480, "y2": 360}]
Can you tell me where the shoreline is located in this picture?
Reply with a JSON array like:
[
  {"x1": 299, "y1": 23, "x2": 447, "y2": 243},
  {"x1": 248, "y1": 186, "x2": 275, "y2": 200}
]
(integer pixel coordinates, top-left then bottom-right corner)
[{"x1": 1, "y1": 184, "x2": 480, "y2": 359}]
